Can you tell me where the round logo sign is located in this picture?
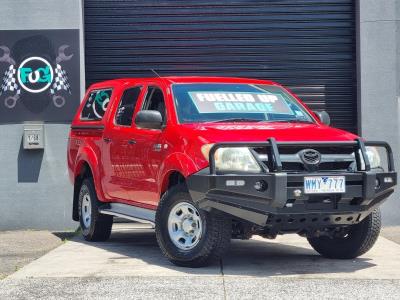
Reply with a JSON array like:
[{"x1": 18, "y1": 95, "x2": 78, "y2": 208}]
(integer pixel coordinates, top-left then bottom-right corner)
[{"x1": 17, "y1": 56, "x2": 54, "y2": 93}]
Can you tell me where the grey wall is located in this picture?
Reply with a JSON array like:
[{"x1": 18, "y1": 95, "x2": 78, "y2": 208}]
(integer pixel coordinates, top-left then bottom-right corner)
[
  {"x1": 358, "y1": 0, "x2": 400, "y2": 225},
  {"x1": 0, "y1": 125, "x2": 75, "y2": 230},
  {"x1": 0, "y1": 0, "x2": 83, "y2": 230}
]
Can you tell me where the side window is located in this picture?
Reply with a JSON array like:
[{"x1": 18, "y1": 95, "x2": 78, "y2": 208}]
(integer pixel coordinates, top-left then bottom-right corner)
[
  {"x1": 115, "y1": 86, "x2": 142, "y2": 126},
  {"x1": 142, "y1": 87, "x2": 166, "y2": 123},
  {"x1": 81, "y1": 89, "x2": 112, "y2": 121}
]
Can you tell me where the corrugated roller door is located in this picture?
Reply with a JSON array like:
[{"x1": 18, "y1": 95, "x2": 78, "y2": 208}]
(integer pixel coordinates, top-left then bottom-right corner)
[{"x1": 84, "y1": 0, "x2": 357, "y2": 133}]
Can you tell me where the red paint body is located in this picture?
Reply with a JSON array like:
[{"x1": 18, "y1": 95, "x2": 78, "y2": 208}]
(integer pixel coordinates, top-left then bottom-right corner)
[{"x1": 67, "y1": 77, "x2": 358, "y2": 210}]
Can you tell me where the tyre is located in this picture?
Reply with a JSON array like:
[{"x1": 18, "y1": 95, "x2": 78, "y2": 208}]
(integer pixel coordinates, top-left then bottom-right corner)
[
  {"x1": 78, "y1": 178, "x2": 113, "y2": 241},
  {"x1": 307, "y1": 208, "x2": 381, "y2": 259},
  {"x1": 155, "y1": 184, "x2": 231, "y2": 267}
]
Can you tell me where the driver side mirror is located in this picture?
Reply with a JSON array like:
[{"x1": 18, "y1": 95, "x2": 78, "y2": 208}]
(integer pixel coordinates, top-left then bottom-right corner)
[
  {"x1": 313, "y1": 110, "x2": 331, "y2": 126},
  {"x1": 135, "y1": 110, "x2": 163, "y2": 130}
]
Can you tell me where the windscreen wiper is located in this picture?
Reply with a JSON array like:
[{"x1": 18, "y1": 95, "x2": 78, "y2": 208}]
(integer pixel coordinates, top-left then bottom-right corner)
[
  {"x1": 269, "y1": 119, "x2": 314, "y2": 124},
  {"x1": 210, "y1": 118, "x2": 262, "y2": 123}
]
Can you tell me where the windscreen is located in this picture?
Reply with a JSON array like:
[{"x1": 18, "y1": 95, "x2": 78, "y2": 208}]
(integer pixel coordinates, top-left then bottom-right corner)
[{"x1": 172, "y1": 84, "x2": 314, "y2": 123}]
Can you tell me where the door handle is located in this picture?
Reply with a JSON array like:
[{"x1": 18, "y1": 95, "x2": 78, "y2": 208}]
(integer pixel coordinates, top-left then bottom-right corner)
[
  {"x1": 103, "y1": 137, "x2": 111, "y2": 143},
  {"x1": 153, "y1": 143, "x2": 162, "y2": 151},
  {"x1": 128, "y1": 139, "x2": 136, "y2": 145}
]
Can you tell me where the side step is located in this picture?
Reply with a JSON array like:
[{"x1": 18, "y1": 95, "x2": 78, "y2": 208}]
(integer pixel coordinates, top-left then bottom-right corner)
[{"x1": 99, "y1": 203, "x2": 156, "y2": 228}]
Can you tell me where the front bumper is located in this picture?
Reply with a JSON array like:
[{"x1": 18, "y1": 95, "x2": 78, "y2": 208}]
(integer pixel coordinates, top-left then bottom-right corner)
[{"x1": 187, "y1": 139, "x2": 397, "y2": 229}]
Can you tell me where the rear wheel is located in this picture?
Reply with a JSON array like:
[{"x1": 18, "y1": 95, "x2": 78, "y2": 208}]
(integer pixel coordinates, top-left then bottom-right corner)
[
  {"x1": 155, "y1": 184, "x2": 231, "y2": 267},
  {"x1": 78, "y1": 178, "x2": 113, "y2": 241},
  {"x1": 307, "y1": 209, "x2": 381, "y2": 259}
]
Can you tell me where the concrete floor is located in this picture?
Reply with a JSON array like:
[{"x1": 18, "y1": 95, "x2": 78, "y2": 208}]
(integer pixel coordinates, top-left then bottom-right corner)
[
  {"x1": 381, "y1": 226, "x2": 400, "y2": 244},
  {"x1": 0, "y1": 230, "x2": 74, "y2": 279},
  {"x1": 1, "y1": 223, "x2": 400, "y2": 299}
]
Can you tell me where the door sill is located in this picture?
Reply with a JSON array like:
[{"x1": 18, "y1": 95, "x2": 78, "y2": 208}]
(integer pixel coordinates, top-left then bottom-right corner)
[{"x1": 99, "y1": 203, "x2": 156, "y2": 228}]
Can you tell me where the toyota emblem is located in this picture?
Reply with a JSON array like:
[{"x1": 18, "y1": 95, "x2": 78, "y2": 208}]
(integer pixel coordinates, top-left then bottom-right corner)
[{"x1": 299, "y1": 149, "x2": 321, "y2": 168}]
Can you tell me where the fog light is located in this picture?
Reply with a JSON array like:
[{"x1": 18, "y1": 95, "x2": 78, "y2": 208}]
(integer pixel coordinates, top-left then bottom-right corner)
[
  {"x1": 322, "y1": 198, "x2": 331, "y2": 204},
  {"x1": 226, "y1": 180, "x2": 246, "y2": 187},
  {"x1": 384, "y1": 177, "x2": 393, "y2": 183},
  {"x1": 375, "y1": 178, "x2": 380, "y2": 188},
  {"x1": 293, "y1": 189, "x2": 302, "y2": 197},
  {"x1": 236, "y1": 180, "x2": 245, "y2": 186},
  {"x1": 254, "y1": 180, "x2": 267, "y2": 192}
]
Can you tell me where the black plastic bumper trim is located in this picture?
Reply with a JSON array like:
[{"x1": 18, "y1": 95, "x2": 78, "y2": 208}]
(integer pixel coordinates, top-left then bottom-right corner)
[{"x1": 188, "y1": 170, "x2": 396, "y2": 226}]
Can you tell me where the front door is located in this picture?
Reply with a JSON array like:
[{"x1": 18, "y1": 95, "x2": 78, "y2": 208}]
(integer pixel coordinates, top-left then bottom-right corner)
[{"x1": 130, "y1": 85, "x2": 167, "y2": 207}]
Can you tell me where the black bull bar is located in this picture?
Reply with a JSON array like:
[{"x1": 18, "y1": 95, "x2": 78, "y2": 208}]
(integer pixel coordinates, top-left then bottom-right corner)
[{"x1": 188, "y1": 139, "x2": 397, "y2": 227}]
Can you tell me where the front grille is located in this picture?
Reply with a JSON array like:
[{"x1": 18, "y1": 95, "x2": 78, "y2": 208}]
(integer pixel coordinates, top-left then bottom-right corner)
[{"x1": 253, "y1": 145, "x2": 357, "y2": 173}]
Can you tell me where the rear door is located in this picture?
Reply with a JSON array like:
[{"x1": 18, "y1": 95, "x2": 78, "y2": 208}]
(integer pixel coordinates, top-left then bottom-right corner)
[{"x1": 101, "y1": 84, "x2": 144, "y2": 202}]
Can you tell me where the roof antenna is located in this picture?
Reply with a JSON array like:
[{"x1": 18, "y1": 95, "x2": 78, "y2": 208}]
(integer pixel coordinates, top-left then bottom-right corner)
[{"x1": 151, "y1": 69, "x2": 162, "y2": 78}]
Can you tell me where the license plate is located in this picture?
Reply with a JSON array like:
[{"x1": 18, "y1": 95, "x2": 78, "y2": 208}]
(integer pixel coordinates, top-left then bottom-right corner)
[{"x1": 304, "y1": 176, "x2": 345, "y2": 194}]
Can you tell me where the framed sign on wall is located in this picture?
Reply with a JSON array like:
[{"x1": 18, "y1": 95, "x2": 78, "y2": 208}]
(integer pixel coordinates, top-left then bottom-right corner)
[{"x1": 0, "y1": 29, "x2": 80, "y2": 123}]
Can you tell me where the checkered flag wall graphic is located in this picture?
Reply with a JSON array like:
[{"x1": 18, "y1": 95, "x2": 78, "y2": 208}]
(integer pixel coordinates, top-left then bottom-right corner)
[
  {"x1": 50, "y1": 64, "x2": 71, "y2": 95},
  {"x1": 0, "y1": 65, "x2": 19, "y2": 95}
]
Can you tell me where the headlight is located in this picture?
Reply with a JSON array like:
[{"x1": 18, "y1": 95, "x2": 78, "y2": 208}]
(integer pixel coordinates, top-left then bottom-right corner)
[
  {"x1": 201, "y1": 144, "x2": 262, "y2": 173},
  {"x1": 365, "y1": 146, "x2": 381, "y2": 169},
  {"x1": 357, "y1": 146, "x2": 382, "y2": 170}
]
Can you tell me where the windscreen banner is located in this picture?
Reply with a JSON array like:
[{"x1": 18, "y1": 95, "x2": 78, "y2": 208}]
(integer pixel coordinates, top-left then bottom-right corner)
[{"x1": 188, "y1": 91, "x2": 293, "y2": 114}]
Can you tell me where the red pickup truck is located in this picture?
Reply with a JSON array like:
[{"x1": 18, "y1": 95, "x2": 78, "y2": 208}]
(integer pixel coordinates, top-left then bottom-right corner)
[{"x1": 68, "y1": 76, "x2": 396, "y2": 267}]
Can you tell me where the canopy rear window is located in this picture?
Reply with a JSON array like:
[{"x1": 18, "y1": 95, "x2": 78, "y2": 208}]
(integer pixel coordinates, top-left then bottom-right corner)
[{"x1": 81, "y1": 88, "x2": 112, "y2": 121}]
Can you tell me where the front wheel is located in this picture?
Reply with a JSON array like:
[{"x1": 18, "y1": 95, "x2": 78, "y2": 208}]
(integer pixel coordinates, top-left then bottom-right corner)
[
  {"x1": 307, "y1": 208, "x2": 381, "y2": 259},
  {"x1": 155, "y1": 184, "x2": 231, "y2": 267}
]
